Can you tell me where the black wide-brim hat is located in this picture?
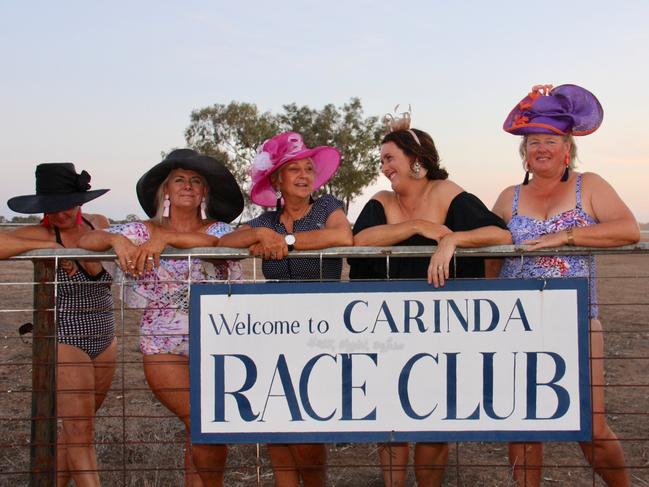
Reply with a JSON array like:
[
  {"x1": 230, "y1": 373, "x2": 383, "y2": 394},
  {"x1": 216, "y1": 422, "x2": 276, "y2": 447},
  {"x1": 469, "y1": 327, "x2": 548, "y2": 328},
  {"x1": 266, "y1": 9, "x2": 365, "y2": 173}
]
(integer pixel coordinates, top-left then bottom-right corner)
[
  {"x1": 136, "y1": 149, "x2": 244, "y2": 223},
  {"x1": 7, "y1": 163, "x2": 109, "y2": 214}
]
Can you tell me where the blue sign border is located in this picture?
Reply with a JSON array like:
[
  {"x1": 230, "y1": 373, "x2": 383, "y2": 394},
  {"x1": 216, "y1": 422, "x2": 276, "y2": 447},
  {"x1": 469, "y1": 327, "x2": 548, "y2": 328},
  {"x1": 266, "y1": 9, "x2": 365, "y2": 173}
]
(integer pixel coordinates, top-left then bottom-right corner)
[{"x1": 190, "y1": 278, "x2": 591, "y2": 444}]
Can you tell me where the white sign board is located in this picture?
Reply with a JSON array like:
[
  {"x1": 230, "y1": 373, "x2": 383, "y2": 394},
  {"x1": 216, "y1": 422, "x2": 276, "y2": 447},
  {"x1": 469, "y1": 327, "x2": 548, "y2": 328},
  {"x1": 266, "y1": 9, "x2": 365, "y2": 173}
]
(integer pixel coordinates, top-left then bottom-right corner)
[{"x1": 190, "y1": 279, "x2": 591, "y2": 443}]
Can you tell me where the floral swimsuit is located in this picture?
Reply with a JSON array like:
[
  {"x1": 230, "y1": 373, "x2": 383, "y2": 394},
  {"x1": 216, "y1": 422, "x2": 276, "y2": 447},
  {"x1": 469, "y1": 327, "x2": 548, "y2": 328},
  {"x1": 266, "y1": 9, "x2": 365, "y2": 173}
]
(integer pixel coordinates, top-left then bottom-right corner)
[
  {"x1": 499, "y1": 174, "x2": 598, "y2": 318},
  {"x1": 108, "y1": 222, "x2": 242, "y2": 355}
]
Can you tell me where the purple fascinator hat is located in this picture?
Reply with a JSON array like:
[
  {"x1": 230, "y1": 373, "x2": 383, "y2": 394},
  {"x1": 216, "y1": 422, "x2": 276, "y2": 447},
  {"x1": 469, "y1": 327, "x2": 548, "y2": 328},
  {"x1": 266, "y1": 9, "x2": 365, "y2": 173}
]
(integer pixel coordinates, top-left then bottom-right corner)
[
  {"x1": 503, "y1": 84, "x2": 603, "y2": 136},
  {"x1": 249, "y1": 132, "x2": 340, "y2": 207}
]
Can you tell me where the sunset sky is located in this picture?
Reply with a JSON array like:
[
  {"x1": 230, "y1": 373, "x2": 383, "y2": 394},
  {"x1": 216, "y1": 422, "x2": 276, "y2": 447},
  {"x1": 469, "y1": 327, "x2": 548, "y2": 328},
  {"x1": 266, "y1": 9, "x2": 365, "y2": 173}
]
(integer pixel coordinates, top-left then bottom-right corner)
[{"x1": 1, "y1": 0, "x2": 647, "y2": 222}]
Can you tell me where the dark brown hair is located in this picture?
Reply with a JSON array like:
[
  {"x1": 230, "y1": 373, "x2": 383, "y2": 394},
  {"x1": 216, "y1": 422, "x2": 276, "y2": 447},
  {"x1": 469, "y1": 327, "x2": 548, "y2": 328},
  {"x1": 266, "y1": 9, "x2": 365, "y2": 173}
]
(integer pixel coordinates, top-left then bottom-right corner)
[{"x1": 381, "y1": 129, "x2": 448, "y2": 180}]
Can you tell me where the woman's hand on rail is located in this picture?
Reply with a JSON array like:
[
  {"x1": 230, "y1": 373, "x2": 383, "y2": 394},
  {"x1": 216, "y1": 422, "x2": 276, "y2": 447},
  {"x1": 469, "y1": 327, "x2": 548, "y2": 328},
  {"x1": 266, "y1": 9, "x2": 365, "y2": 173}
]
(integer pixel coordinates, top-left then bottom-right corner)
[
  {"x1": 112, "y1": 234, "x2": 141, "y2": 276},
  {"x1": 522, "y1": 231, "x2": 567, "y2": 251},
  {"x1": 249, "y1": 228, "x2": 288, "y2": 260},
  {"x1": 248, "y1": 228, "x2": 288, "y2": 260},
  {"x1": 427, "y1": 233, "x2": 457, "y2": 288},
  {"x1": 133, "y1": 233, "x2": 168, "y2": 274}
]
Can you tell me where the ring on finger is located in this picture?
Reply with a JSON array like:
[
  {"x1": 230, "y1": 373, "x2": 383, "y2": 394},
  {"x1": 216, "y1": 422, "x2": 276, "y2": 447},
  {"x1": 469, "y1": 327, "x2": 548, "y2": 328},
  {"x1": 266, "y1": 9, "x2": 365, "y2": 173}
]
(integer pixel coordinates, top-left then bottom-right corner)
[{"x1": 147, "y1": 256, "x2": 154, "y2": 261}]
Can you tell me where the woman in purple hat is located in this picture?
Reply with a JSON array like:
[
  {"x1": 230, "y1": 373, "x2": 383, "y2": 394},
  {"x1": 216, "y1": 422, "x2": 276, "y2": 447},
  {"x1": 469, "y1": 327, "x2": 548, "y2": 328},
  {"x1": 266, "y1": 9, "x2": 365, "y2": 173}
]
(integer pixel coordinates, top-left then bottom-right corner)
[
  {"x1": 5, "y1": 163, "x2": 115, "y2": 486},
  {"x1": 79, "y1": 149, "x2": 244, "y2": 486},
  {"x1": 489, "y1": 84, "x2": 639, "y2": 486},
  {"x1": 218, "y1": 131, "x2": 353, "y2": 486},
  {"x1": 348, "y1": 111, "x2": 511, "y2": 487}
]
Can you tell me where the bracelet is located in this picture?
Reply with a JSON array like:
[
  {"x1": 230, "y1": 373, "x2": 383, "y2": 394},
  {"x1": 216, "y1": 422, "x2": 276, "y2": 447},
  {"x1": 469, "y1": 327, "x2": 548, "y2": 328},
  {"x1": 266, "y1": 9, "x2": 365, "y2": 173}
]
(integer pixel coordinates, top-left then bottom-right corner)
[{"x1": 566, "y1": 228, "x2": 575, "y2": 246}]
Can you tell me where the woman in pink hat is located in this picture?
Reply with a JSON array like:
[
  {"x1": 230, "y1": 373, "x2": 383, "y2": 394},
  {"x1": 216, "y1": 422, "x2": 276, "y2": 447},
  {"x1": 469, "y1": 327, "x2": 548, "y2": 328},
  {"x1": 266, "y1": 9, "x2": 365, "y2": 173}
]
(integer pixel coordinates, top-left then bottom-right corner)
[
  {"x1": 219, "y1": 131, "x2": 353, "y2": 486},
  {"x1": 489, "y1": 84, "x2": 638, "y2": 486}
]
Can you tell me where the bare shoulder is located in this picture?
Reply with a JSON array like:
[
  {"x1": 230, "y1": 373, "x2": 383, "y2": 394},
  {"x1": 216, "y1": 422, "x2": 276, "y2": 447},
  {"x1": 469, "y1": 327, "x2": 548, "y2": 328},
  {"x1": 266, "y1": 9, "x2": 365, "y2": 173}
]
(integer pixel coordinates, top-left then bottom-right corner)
[
  {"x1": 11, "y1": 224, "x2": 52, "y2": 240},
  {"x1": 580, "y1": 171, "x2": 608, "y2": 188},
  {"x1": 492, "y1": 185, "x2": 517, "y2": 219},
  {"x1": 495, "y1": 185, "x2": 517, "y2": 203},
  {"x1": 372, "y1": 190, "x2": 394, "y2": 206},
  {"x1": 434, "y1": 179, "x2": 464, "y2": 202},
  {"x1": 579, "y1": 171, "x2": 616, "y2": 202},
  {"x1": 85, "y1": 213, "x2": 110, "y2": 229}
]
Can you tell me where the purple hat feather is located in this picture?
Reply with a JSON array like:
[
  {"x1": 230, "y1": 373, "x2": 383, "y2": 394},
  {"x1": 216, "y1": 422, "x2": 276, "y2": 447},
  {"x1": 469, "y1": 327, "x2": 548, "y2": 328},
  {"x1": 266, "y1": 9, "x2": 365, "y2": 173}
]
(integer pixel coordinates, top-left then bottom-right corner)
[{"x1": 504, "y1": 84, "x2": 603, "y2": 136}]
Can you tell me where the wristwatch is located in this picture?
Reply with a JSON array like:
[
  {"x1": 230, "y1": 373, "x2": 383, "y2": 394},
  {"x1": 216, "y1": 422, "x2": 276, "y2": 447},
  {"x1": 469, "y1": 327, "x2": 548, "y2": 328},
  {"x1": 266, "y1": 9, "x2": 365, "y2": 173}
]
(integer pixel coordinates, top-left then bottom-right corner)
[{"x1": 285, "y1": 234, "x2": 296, "y2": 251}]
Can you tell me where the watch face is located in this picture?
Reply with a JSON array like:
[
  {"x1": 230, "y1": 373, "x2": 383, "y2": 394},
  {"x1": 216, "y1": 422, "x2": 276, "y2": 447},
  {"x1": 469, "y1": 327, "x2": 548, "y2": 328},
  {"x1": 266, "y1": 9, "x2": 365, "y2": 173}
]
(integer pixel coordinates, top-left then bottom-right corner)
[{"x1": 285, "y1": 234, "x2": 296, "y2": 245}]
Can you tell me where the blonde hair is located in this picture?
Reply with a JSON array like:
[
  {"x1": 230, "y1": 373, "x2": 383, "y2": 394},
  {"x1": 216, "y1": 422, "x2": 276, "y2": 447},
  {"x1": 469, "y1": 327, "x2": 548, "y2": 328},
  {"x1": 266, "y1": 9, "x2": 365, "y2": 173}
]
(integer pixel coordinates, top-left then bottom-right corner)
[
  {"x1": 519, "y1": 134, "x2": 578, "y2": 170},
  {"x1": 153, "y1": 171, "x2": 209, "y2": 223}
]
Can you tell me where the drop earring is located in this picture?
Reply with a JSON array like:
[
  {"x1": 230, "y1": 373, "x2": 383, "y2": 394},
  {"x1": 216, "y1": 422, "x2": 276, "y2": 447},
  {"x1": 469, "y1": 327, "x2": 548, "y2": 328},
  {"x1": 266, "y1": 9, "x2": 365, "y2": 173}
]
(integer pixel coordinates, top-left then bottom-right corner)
[
  {"x1": 76, "y1": 209, "x2": 83, "y2": 225},
  {"x1": 561, "y1": 154, "x2": 570, "y2": 182},
  {"x1": 163, "y1": 194, "x2": 170, "y2": 217},
  {"x1": 41, "y1": 215, "x2": 50, "y2": 227},
  {"x1": 275, "y1": 189, "x2": 282, "y2": 212},
  {"x1": 411, "y1": 160, "x2": 426, "y2": 180},
  {"x1": 200, "y1": 197, "x2": 207, "y2": 220},
  {"x1": 523, "y1": 162, "x2": 530, "y2": 185}
]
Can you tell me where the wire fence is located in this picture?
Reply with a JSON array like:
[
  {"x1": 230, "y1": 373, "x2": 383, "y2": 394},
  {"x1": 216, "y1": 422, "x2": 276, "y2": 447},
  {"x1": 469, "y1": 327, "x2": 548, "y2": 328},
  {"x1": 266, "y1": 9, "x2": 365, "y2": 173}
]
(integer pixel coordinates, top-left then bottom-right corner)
[{"x1": 1, "y1": 243, "x2": 648, "y2": 486}]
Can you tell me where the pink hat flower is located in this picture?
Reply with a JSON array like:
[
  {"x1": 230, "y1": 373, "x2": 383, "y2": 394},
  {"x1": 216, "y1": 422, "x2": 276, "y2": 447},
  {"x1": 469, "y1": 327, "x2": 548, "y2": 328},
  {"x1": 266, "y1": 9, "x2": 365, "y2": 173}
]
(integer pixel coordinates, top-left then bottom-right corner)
[{"x1": 249, "y1": 132, "x2": 341, "y2": 207}]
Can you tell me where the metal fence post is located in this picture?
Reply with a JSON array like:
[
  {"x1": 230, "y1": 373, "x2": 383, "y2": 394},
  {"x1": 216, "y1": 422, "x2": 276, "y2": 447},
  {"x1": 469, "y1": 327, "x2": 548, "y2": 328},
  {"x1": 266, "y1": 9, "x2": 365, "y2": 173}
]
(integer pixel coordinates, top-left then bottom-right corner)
[{"x1": 29, "y1": 259, "x2": 56, "y2": 486}]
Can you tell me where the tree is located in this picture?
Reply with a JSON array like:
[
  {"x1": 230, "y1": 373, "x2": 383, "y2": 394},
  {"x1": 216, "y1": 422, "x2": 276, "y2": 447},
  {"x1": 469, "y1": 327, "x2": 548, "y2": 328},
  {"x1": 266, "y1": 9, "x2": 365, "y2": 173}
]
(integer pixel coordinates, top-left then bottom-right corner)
[
  {"x1": 184, "y1": 102, "x2": 280, "y2": 193},
  {"x1": 10, "y1": 215, "x2": 40, "y2": 224},
  {"x1": 183, "y1": 98, "x2": 383, "y2": 213},
  {"x1": 278, "y1": 98, "x2": 384, "y2": 211}
]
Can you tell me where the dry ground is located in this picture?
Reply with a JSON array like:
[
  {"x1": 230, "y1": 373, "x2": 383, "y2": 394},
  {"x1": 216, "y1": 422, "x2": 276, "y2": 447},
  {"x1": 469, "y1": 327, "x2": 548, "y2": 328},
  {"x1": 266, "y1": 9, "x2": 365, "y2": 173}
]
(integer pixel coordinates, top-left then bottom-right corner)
[{"x1": 0, "y1": 254, "x2": 648, "y2": 486}]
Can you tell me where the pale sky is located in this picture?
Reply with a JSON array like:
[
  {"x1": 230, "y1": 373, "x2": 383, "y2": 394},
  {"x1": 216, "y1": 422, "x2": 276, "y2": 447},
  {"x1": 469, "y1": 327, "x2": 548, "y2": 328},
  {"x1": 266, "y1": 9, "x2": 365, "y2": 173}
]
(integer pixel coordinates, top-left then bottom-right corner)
[{"x1": 1, "y1": 0, "x2": 647, "y2": 222}]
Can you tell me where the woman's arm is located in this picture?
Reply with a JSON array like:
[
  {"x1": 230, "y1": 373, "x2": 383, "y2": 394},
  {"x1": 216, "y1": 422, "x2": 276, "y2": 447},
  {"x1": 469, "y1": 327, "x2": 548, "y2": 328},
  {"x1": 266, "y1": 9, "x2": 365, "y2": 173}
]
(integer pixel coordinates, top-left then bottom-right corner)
[
  {"x1": 218, "y1": 225, "x2": 283, "y2": 248},
  {"x1": 0, "y1": 230, "x2": 59, "y2": 259},
  {"x1": 219, "y1": 225, "x2": 288, "y2": 260},
  {"x1": 131, "y1": 223, "x2": 220, "y2": 272},
  {"x1": 353, "y1": 218, "x2": 451, "y2": 247},
  {"x1": 428, "y1": 226, "x2": 512, "y2": 287},
  {"x1": 78, "y1": 229, "x2": 140, "y2": 273},
  {"x1": 525, "y1": 173, "x2": 640, "y2": 249},
  {"x1": 290, "y1": 208, "x2": 354, "y2": 250}
]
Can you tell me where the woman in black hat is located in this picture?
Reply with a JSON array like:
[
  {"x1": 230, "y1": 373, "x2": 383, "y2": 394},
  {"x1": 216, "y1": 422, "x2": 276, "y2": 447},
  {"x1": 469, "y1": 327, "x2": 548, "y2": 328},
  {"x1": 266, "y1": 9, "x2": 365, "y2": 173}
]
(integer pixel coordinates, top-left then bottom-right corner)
[
  {"x1": 79, "y1": 149, "x2": 244, "y2": 486},
  {"x1": 5, "y1": 162, "x2": 115, "y2": 487}
]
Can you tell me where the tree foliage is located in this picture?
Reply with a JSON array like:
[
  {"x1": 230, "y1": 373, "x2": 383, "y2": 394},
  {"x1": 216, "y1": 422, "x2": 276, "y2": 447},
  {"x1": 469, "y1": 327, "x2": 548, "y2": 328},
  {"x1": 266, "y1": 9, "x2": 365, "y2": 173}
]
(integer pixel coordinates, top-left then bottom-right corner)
[{"x1": 184, "y1": 98, "x2": 383, "y2": 213}]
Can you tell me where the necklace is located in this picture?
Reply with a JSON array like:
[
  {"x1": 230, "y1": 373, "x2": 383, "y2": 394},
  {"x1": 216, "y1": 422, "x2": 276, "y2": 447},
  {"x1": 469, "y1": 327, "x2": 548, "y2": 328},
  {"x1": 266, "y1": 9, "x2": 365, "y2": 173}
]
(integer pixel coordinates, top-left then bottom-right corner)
[{"x1": 281, "y1": 202, "x2": 312, "y2": 231}]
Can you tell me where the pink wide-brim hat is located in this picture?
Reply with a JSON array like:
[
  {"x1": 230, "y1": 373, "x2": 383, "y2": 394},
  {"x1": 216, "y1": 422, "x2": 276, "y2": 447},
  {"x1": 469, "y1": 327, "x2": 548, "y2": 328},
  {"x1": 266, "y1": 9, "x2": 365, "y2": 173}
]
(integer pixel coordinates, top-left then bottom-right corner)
[{"x1": 249, "y1": 132, "x2": 341, "y2": 207}]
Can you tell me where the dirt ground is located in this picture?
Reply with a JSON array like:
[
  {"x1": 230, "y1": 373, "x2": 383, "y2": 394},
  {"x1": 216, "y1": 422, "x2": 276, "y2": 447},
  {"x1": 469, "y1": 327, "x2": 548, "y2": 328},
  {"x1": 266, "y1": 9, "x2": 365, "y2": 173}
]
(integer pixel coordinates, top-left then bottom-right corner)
[{"x1": 0, "y1": 253, "x2": 648, "y2": 486}]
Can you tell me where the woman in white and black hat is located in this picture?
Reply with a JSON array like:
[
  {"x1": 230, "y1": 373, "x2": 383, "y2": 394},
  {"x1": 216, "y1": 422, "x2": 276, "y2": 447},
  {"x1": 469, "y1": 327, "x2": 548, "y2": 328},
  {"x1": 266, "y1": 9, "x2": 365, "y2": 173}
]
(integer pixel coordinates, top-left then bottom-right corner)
[
  {"x1": 79, "y1": 149, "x2": 244, "y2": 486},
  {"x1": 5, "y1": 162, "x2": 115, "y2": 487}
]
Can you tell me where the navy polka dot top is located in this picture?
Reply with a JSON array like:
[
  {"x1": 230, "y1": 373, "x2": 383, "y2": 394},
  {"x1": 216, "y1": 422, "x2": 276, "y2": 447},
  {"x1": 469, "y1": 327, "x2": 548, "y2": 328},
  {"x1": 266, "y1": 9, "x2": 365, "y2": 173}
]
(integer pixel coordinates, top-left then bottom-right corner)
[{"x1": 247, "y1": 194, "x2": 345, "y2": 280}]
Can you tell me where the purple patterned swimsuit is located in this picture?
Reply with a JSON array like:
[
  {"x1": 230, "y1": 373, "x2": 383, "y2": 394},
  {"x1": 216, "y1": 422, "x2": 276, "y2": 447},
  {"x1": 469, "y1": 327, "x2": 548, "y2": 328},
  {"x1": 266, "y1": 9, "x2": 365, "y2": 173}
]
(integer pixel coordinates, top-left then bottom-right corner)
[
  {"x1": 108, "y1": 222, "x2": 242, "y2": 355},
  {"x1": 500, "y1": 174, "x2": 598, "y2": 318}
]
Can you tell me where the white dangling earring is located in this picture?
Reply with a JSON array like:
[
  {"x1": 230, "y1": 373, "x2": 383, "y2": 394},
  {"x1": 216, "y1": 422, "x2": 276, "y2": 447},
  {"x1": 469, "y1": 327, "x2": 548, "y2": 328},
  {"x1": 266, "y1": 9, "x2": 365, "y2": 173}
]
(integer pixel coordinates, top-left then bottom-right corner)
[
  {"x1": 275, "y1": 189, "x2": 282, "y2": 212},
  {"x1": 200, "y1": 197, "x2": 207, "y2": 220},
  {"x1": 162, "y1": 194, "x2": 170, "y2": 218},
  {"x1": 411, "y1": 161, "x2": 426, "y2": 180}
]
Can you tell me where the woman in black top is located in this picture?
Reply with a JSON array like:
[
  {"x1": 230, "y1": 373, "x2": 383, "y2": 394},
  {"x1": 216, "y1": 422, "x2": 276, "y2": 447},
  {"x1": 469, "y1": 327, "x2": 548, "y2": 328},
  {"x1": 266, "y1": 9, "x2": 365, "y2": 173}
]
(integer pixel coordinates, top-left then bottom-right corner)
[{"x1": 349, "y1": 116, "x2": 510, "y2": 487}]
